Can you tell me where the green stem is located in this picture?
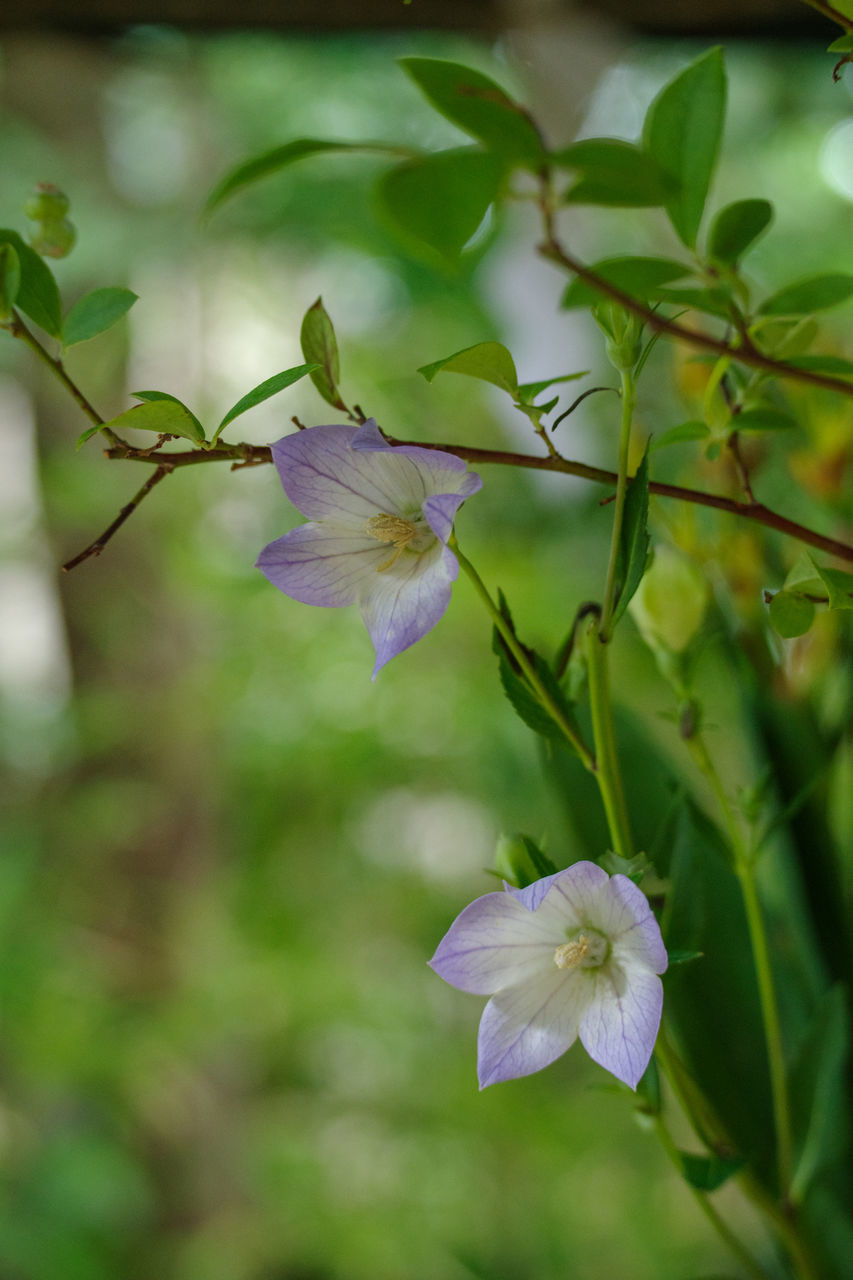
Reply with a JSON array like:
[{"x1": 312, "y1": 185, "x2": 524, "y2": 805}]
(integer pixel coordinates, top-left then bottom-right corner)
[
  {"x1": 686, "y1": 733, "x2": 794, "y2": 1199},
  {"x1": 584, "y1": 615, "x2": 634, "y2": 859},
  {"x1": 599, "y1": 367, "x2": 635, "y2": 642},
  {"x1": 451, "y1": 537, "x2": 595, "y2": 771}
]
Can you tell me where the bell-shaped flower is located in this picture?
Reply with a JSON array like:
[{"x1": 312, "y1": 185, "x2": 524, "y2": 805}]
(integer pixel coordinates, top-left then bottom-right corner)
[
  {"x1": 256, "y1": 420, "x2": 482, "y2": 676},
  {"x1": 430, "y1": 860, "x2": 667, "y2": 1090}
]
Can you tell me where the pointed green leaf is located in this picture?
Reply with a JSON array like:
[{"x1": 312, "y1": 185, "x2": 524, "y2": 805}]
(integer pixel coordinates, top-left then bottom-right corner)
[
  {"x1": 300, "y1": 297, "x2": 346, "y2": 411},
  {"x1": 768, "y1": 591, "x2": 815, "y2": 638},
  {"x1": 707, "y1": 198, "x2": 773, "y2": 265},
  {"x1": 651, "y1": 421, "x2": 710, "y2": 451},
  {"x1": 643, "y1": 48, "x2": 727, "y2": 248},
  {"x1": 787, "y1": 354, "x2": 853, "y2": 377},
  {"x1": 399, "y1": 58, "x2": 545, "y2": 169},
  {"x1": 204, "y1": 139, "x2": 411, "y2": 216},
  {"x1": 808, "y1": 555, "x2": 853, "y2": 609},
  {"x1": 0, "y1": 227, "x2": 61, "y2": 337},
  {"x1": 759, "y1": 274, "x2": 853, "y2": 316},
  {"x1": 611, "y1": 446, "x2": 650, "y2": 629},
  {"x1": 731, "y1": 406, "x2": 797, "y2": 433},
  {"x1": 516, "y1": 371, "x2": 586, "y2": 401},
  {"x1": 828, "y1": 34, "x2": 853, "y2": 52},
  {"x1": 75, "y1": 423, "x2": 103, "y2": 449},
  {"x1": 121, "y1": 393, "x2": 205, "y2": 443},
  {"x1": 418, "y1": 340, "x2": 518, "y2": 394},
  {"x1": 789, "y1": 986, "x2": 849, "y2": 1204},
  {"x1": 561, "y1": 255, "x2": 693, "y2": 309},
  {"x1": 650, "y1": 284, "x2": 733, "y2": 319},
  {"x1": 678, "y1": 1151, "x2": 746, "y2": 1192},
  {"x1": 554, "y1": 139, "x2": 676, "y2": 207},
  {"x1": 213, "y1": 364, "x2": 319, "y2": 443},
  {"x1": 376, "y1": 147, "x2": 505, "y2": 262},
  {"x1": 63, "y1": 287, "x2": 138, "y2": 348},
  {"x1": 0, "y1": 241, "x2": 21, "y2": 317}
]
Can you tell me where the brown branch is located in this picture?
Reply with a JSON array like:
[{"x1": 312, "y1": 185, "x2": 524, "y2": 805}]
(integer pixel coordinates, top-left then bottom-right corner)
[
  {"x1": 105, "y1": 437, "x2": 853, "y2": 564},
  {"x1": 62, "y1": 463, "x2": 173, "y2": 571}
]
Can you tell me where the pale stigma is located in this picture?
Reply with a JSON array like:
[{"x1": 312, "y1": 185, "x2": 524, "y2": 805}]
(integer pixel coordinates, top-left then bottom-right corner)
[
  {"x1": 364, "y1": 512, "x2": 420, "y2": 572},
  {"x1": 554, "y1": 935, "x2": 592, "y2": 970}
]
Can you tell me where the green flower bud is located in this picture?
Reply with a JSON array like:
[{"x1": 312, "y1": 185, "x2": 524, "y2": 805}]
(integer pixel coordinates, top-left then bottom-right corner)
[
  {"x1": 592, "y1": 300, "x2": 644, "y2": 372},
  {"x1": 629, "y1": 545, "x2": 709, "y2": 656},
  {"x1": 29, "y1": 218, "x2": 76, "y2": 259},
  {"x1": 493, "y1": 833, "x2": 556, "y2": 888},
  {"x1": 23, "y1": 182, "x2": 70, "y2": 222}
]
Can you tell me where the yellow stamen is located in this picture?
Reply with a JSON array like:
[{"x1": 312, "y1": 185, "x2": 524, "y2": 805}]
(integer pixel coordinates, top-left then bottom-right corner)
[
  {"x1": 364, "y1": 513, "x2": 419, "y2": 573},
  {"x1": 554, "y1": 934, "x2": 592, "y2": 970}
]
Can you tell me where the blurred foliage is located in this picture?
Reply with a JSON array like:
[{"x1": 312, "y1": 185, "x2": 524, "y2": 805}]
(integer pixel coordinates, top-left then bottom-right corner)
[{"x1": 1, "y1": 25, "x2": 852, "y2": 1280}]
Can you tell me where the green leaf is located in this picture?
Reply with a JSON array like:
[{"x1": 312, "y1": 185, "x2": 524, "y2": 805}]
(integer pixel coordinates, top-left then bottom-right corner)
[
  {"x1": 63, "y1": 287, "x2": 137, "y2": 348},
  {"x1": 553, "y1": 139, "x2": 675, "y2": 207},
  {"x1": 650, "y1": 284, "x2": 732, "y2": 319},
  {"x1": 0, "y1": 241, "x2": 21, "y2": 316},
  {"x1": 516, "y1": 371, "x2": 586, "y2": 401},
  {"x1": 120, "y1": 393, "x2": 206, "y2": 444},
  {"x1": 651, "y1": 421, "x2": 710, "y2": 451},
  {"x1": 808, "y1": 555, "x2": 853, "y2": 609},
  {"x1": 75, "y1": 423, "x2": 103, "y2": 449},
  {"x1": 418, "y1": 340, "x2": 518, "y2": 394},
  {"x1": 786, "y1": 354, "x2": 853, "y2": 377},
  {"x1": 300, "y1": 296, "x2": 346, "y2": 412},
  {"x1": 789, "y1": 986, "x2": 850, "y2": 1204},
  {"x1": 399, "y1": 57, "x2": 545, "y2": 169},
  {"x1": 376, "y1": 147, "x2": 505, "y2": 262},
  {"x1": 707, "y1": 198, "x2": 773, "y2": 265},
  {"x1": 203, "y1": 139, "x2": 409, "y2": 216},
  {"x1": 828, "y1": 34, "x2": 853, "y2": 52},
  {"x1": 497, "y1": 653, "x2": 578, "y2": 745},
  {"x1": 0, "y1": 227, "x2": 61, "y2": 337},
  {"x1": 678, "y1": 1151, "x2": 746, "y2": 1192},
  {"x1": 561, "y1": 255, "x2": 692, "y2": 309},
  {"x1": 759, "y1": 274, "x2": 853, "y2": 316},
  {"x1": 611, "y1": 446, "x2": 650, "y2": 629},
  {"x1": 768, "y1": 591, "x2": 815, "y2": 639},
  {"x1": 666, "y1": 949, "x2": 704, "y2": 966},
  {"x1": 213, "y1": 364, "x2": 319, "y2": 443},
  {"x1": 730, "y1": 406, "x2": 797, "y2": 433},
  {"x1": 643, "y1": 48, "x2": 727, "y2": 248}
]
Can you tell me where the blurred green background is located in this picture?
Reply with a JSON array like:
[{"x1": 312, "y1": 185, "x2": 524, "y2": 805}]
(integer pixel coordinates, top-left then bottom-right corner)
[{"x1": 1, "y1": 25, "x2": 852, "y2": 1280}]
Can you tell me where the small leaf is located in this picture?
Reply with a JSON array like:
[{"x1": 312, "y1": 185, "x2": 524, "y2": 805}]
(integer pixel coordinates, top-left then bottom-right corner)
[
  {"x1": 497, "y1": 652, "x2": 580, "y2": 746},
  {"x1": 213, "y1": 364, "x2": 319, "y2": 442},
  {"x1": 516, "y1": 371, "x2": 586, "y2": 401},
  {"x1": 789, "y1": 986, "x2": 849, "y2": 1204},
  {"x1": 63, "y1": 287, "x2": 137, "y2": 348},
  {"x1": 731, "y1": 406, "x2": 796, "y2": 433},
  {"x1": 759, "y1": 274, "x2": 853, "y2": 316},
  {"x1": 611, "y1": 446, "x2": 650, "y2": 629},
  {"x1": 828, "y1": 34, "x2": 853, "y2": 52},
  {"x1": 650, "y1": 284, "x2": 733, "y2": 320},
  {"x1": 786, "y1": 354, "x2": 853, "y2": 377},
  {"x1": 0, "y1": 241, "x2": 21, "y2": 316},
  {"x1": 666, "y1": 950, "x2": 704, "y2": 966},
  {"x1": 561, "y1": 255, "x2": 693, "y2": 309},
  {"x1": 75, "y1": 423, "x2": 103, "y2": 449},
  {"x1": 120, "y1": 393, "x2": 206, "y2": 444},
  {"x1": 808, "y1": 555, "x2": 853, "y2": 609},
  {"x1": 678, "y1": 1151, "x2": 746, "y2": 1192},
  {"x1": 418, "y1": 340, "x2": 518, "y2": 394},
  {"x1": 203, "y1": 139, "x2": 409, "y2": 216},
  {"x1": 400, "y1": 57, "x2": 545, "y2": 169},
  {"x1": 782, "y1": 552, "x2": 825, "y2": 596},
  {"x1": 0, "y1": 227, "x2": 62, "y2": 337},
  {"x1": 768, "y1": 590, "x2": 815, "y2": 639},
  {"x1": 376, "y1": 147, "x2": 505, "y2": 261},
  {"x1": 651, "y1": 421, "x2": 710, "y2": 451},
  {"x1": 300, "y1": 297, "x2": 346, "y2": 411},
  {"x1": 643, "y1": 48, "x2": 727, "y2": 248},
  {"x1": 554, "y1": 139, "x2": 676, "y2": 207},
  {"x1": 707, "y1": 198, "x2": 773, "y2": 265}
]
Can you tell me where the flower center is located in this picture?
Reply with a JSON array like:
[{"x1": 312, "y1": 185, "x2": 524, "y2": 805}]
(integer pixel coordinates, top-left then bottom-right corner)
[
  {"x1": 364, "y1": 512, "x2": 434, "y2": 572},
  {"x1": 553, "y1": 930, "x2": 609, "y2": 971}
]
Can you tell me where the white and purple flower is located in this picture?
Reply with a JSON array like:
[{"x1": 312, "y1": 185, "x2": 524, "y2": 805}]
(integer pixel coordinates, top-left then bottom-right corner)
[
  {"x1": 430, "y1": 861, "x2": 667, "y2": 1090},
  {"x1": 256, "y1": 420, "x2": 482, "y2": 676}
]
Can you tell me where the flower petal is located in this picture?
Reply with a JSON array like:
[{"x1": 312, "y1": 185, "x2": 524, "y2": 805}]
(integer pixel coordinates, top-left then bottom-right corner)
[
  {"x1": 605, "y1": 875, "x2": 668, "y2": 974},
  {"x1": 504, "y1": 870, "x2": 567, "y2": 912},
  {"x1": 256, "y1": 523, "x2": 388, "y2": 606},
  {"x1": 579, "y1": 965, "x2": 663, "y2": 1090},
  {"x1": 477, "y1": 969, "x2": 592, "y2": 1088},
  {"x1": 360, "y1": 544, "x2": 454, "y2": 676},
  {"x1": 430, "y1": 892, "x2": 564, "y2": 996},
  {"x1": 422, "y1": 472, "x2": 482, "y2": 543}
]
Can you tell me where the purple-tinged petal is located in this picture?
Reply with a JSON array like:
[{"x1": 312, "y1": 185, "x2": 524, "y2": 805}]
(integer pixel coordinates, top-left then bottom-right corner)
[
  {"x1": 579, "y1": 965, "x2": 663, "y2": 1090},
  {"x1": 506, "y1": 862, "x2": 605, "y2": 936},
  {"x1": 430, "y1": 892, "x2": 566, "y2": 996},
  {"x1": 360, "y1": 544, "x2": 453, "y2": 676},
  {"x1": 422, "y1": 473, "x2": 482, "y2": 544},
  {"x1": 605, "y1": 876, "x2": 668, "y2": 975},
  {"x1": 271, "y1": 426, "x2": 403, "y2": 525},
  {"x1": 477, "y1": 969, "x2": 593, "y2": 1088},
  {"x1": 348, "y1": 419, "x2": 391, "y2": 451},
  {"x1": 256, "y1": 523, "x2": 388, "y2": 606},
  {"x1": 505, "y1": 871, "x2": 566, "y2": 912}
]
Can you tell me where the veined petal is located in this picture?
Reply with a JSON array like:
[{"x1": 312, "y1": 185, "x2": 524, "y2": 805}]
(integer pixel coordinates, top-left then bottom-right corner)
[
  {"x1": 505, "y1": 870, "x2": 569, "y2": 912},
  {"x1": 606, "y1": 875, "x2": 668, "y2": 974},
  {"x1": 477, "y1": 969, "x2": 593, "y2": 1088},
  {"x1": 256, "y1": 523, "x2": 389, "y2": 606},
  {"x1": 430, "y1": 892, "x2": 565, "y2": 996},
  {"x1": 360, "y1": 543, "x2": 454, "y2": 676},
  {"x1": 538, "y1": 860, "x2": 612, "y2": 930},
  {"x1": 422, "y1": 472, "x2": 482, "y2": 544},
  {"x1": 579, "y1": 964, "x2": 663, "y2": 1090}
]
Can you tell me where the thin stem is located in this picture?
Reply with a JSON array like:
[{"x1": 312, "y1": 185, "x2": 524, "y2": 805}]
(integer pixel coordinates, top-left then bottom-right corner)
[
  {"x1": 799, "y1": 0, "x2": 853, "y2": 31},
  {"x1": 111, "y1": 439, "x2": 853, "y2": 566},
  {"x1": 599, "y1": 367, "x2": 635, "y2": 641},
  {"x1": 450, "y1": 537, "x2": 596, "y2": 771},
  {"x1": 62, "y1": 463, "x2": 173, "y2": 571},
  {"x1": 686, "y1": 733, "x2": 794, "y2": 1199},
  {"x1": 584, "y1": 615, "x2": 634, "y2": 859}
]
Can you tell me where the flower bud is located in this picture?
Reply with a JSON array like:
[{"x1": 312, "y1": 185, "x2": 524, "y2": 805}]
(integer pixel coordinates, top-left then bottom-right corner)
[
  {"x1": 29, "y1": 218, "x2": 76, "y2": 259},
  {"x1": 629, "y1": 545, "x2": 709, "y2": 656},
  {"x1": 23, "y1": 182, "x2": 70, "y2": 222},
  {"x1": 592, "y1": 300, "x2": 644, "y2": 371},
  {"x1": 493, "y1": 833, "x2": 555, "y2": 889}
]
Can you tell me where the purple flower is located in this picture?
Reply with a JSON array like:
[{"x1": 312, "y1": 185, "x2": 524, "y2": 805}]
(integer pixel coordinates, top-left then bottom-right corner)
[
  {"x1": 256, "y1": 420, "x2": 482, "y2": 676},
  {"x1": 430, "y1": 861, "x2": 667, "y2": 1090}
]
